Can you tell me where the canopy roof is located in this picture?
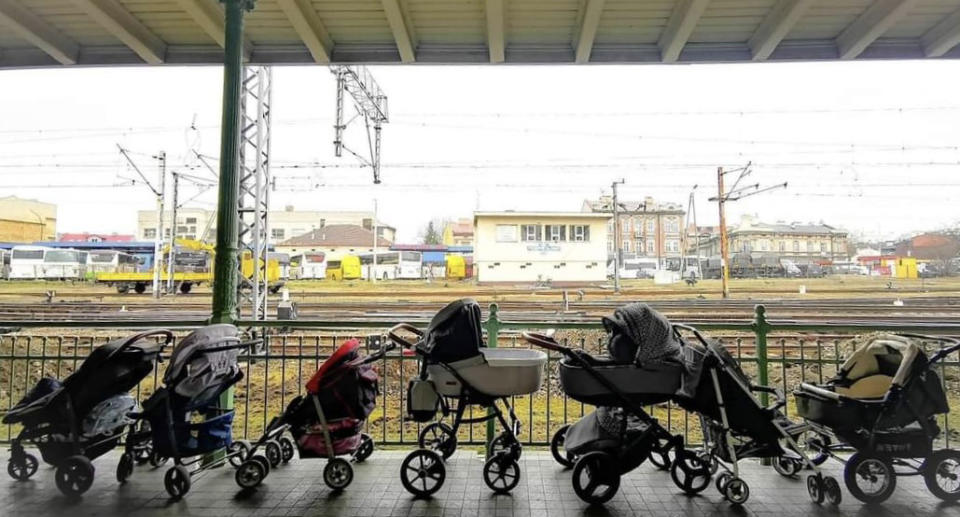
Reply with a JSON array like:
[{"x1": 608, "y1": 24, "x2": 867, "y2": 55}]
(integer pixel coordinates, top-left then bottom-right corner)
[{"x1": 2, "y1": 0, "x2": 960, "y2": 69}]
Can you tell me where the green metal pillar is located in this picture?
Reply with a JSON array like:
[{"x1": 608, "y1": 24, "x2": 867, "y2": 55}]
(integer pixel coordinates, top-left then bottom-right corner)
[
  {"x1": 484, "y1": 303, "x2": 500, "y2": 457},
  {"x1": 752, "y1": 304, "x2": 770, "y2": 406},
  {"x1": 210, "y1": 0, "x2": 254, "y2": 325}
]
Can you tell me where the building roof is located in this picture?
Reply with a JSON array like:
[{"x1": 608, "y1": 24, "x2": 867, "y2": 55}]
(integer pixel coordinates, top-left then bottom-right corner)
[
  {"x1": 475, "y1": 211, "x2": 611, "y2": 220},
  {"x1": 449, "y1": 220, "x2": 474, "y2": 236},
  {"x1": 278, "y1": 224, "x2": 392, "y2": 248},
  {"x1": 3, "y1": 2, "x2": 960, "y2": 68},
  {"x1": 584, "y1": 197, "x2": 685, "y2": 214},
  {"x1": 59, "y1": 232, "x2": 135, "y2": 242},
  {"x1": 733, "y1": 221, "x2": 846, "y2": 236}
]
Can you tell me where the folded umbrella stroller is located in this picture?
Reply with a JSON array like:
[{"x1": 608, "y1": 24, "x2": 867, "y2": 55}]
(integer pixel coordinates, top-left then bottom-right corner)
[
  {"x1": 233, "y1": 337, "x2": 392, "y2": 491},
  {"x1": 521, "y1": 303, "x2": 693, "y2": 505},
  {"x1": 674, "y1": 322, "x2": 837, "y2": 506},
  {"x1": 388, "y1": 298, "x2": 548, "y2": 497},
  {"x1": 795, "y1": 333, "x2": 960, "y2": 504},
  {"x1": 3, "y1": 329, "x2": 172, "y2": 497},
  {"x1": 130, "y1": 324, "x2": 253, "y2": 499}
]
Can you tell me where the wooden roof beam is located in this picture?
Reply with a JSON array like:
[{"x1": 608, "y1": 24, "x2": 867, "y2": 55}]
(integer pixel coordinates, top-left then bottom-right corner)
[
  {"x1": 174, "y1": 0, "x2": 252, "y2": 58},
  {"x1": 922, "y1": 8, "x2": 960, "y2": 57},
  {"x1": 72, "y1": 0, "x2": 166, "y2": 64},
  {"x1": 659, "y1": 0, "x2": 710, "y2": 63},
  {"x1": 837, "y1": 0, "x2": 917, "y2": 60},
  {"x1": 573, "y1": 0, "x2": 605, "y2": 64},
  {"x1": 485, "y1": 0, "x2": 505, "y2": 63},
  {"x1": 748, "y1": 0, "x2": 813, "y2": 61},
  {"x1": 380, "y1": 0, "x2": 416, "y2": 63},
  {"x1": 276, "y1": 0, "x2": 332, "y2": 63},
  {"x1": 0, "y1": 0, "x2": 79, "y2": 64}
]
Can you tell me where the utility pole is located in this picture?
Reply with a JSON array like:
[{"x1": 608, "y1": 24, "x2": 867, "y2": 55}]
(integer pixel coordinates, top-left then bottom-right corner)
[
  {"x1": 372, "y1": 198, "x2": 378, "y2": 284},
  {"x1": 166, "y1": 172, "x2": 180, "y2": 294},
  {"x1": 710, "y1": 163, "x2": 787, "y2": 299},
  {"x1": 153, "y1": 152, "x2": 167, "y2": 299},
  {"x1": 611, "y1": 179, "x2": 625, "y2": 293}
]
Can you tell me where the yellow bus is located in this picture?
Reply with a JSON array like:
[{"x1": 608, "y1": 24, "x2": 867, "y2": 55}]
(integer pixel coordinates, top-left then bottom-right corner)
[
  {"x1": 445, "y1": 254, "x2": 466, "y2": 279},
  {"x1": 326, "y1": 255, "x2": 361, "y2": 280}
]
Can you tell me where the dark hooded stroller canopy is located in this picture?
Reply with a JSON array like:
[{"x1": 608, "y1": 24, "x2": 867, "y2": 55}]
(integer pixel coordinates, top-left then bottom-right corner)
[
  {"x1": 422, "y1": 298, "x2": 484, "y2": 364},
  {"x1": 163, "y1": 323, "x2": 241, "y2": 401},
  {"x1": 602, "y1": 303, "x2": 682, "y2": 365}
]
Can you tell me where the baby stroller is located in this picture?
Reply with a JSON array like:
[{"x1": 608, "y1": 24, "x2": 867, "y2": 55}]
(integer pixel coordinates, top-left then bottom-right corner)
[
  {"x1": 234, "y1": 337, "x2": 393, "y2": 491},
  {"x1": 674, "y1": 322, "x2": 838, "y2": 506},
  {"x1": 521, "y1": 303, "x2": 690, "y2": 505},
  {"x1": 129, "y1": 324, "x2": 254, "y2": 499},
  {"x1": 3, "y1": 329, "x2": 172, "y2": 497},
  {"x1": 795, "y1": 333, "x2": 960, "y2": 504},
  {"x1": 387, "y1": 299, "x2": 547, "y2": 497}
]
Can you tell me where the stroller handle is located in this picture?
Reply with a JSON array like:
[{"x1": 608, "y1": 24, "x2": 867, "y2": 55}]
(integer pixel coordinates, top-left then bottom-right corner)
[
  {"x1": 387, "y1": 323, "x2": 423, "y2": 349},
  {"x1": 363, "y1": 340, "x2": 398, "y2": 363},
  {"x1": 898, "y1": 333, "x2": 960, "y2": 365},
  {"x1": 521, "y1": 332, "x2": 575, "y2": 357},
  {"x1": 106, "y1": 329, "x2": 175, "y2": 362}
]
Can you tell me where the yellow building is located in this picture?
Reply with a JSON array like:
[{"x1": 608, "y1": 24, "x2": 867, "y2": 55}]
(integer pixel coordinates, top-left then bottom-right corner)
[
  {"x1": 893, "y1": 257, "x2": 918, "y2": 279},
  {"x1": 0, "y1": 196, "x2": 57, "y2": 242},
  {"x1": 474, "y1": 212, "x2": 610, "y2": 284},
  {"x1": 442, "y1": 218, "x2": 474, "y2": 247}
]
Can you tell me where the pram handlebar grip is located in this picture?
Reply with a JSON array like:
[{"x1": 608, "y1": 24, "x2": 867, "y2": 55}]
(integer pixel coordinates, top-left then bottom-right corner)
[
  {"x1": 520, "y1": 332, "x2": 576, "y2": 357},
  {"x1": 897, "y1": 333, "x2": 960, "y2": 365},
  {"x1": 387, "y1": 323, "x2": 423, "y2": 349},
  {"x1": 107, "y1": 329, "x2": 175, "y2": 362}
]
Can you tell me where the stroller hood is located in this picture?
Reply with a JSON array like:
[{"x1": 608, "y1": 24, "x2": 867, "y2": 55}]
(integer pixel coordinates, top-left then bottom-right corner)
[
  {"x1": 602, "y1": 303, "x2": 682, "y2": 365},
  {"x1": 422, "y1": 298, "x2": 484, "y2": 364},
  {"x1": 164, "y1": 324, "x2": 242, "y2": 399},
  {"x1": 306, "y1": 339, "x2": 361, "y2": 393}
]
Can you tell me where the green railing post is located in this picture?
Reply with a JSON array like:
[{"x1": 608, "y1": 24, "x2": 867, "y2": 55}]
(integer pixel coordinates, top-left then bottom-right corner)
[
  {"x1": 753, "y1": 304, "x2": 771, "y2": 407},
  {"x1": 485, "y1": 303, "x2": 500, "y2": 457}
]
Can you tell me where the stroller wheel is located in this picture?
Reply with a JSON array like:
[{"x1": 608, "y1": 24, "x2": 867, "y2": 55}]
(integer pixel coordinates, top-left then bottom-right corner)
[
  {"x1": 116, "y1": 452, "x2": 135, "y2": 484},
  {"x1": 400, "y1": 449, "x2": 446, "y2": 498},
  {"x1": 823, "y1": 476, "x2": 842, "y2": 505},
  {"x1": 324, "y1": 458, "x2": 354, "y2": 491},
  {"x1": 235, "y1": 460, "x2": 266, "y2": 490},
  {"x1": 925, "y1": 449, "x2": 960, "y2": 502},
  {"x1": 715, "y1": 472, "x2": 732, "y2": 494},
  {"x1": 418, "y1": 422, "x2": 457, "y2": 460},
  {"x1": 488, "y1": 432, "x2": 520, "y2": 460},
  {"x1": 164, "y1": 465, "x2": 191, "y2": 499},
  {"x1": 772, "y1": 456, "x2": 802, "y2": 477},
  {"x1": 7, "y1": 453, "x2": 38, "y2": 481},
  {"x1": 228, "y1": 440, "x2": 251, "y2": 468},
  {"x1": 265, "y1": 440, "x2": 283, "y2": 468},
  {"x1": 572, "y1": 452, "x2": 620, "y2": 505},
  {"x1": 723, "y1": 478, "x2": 750, "y2": 505},
  {"x1": 149, "y1": 450, "x2": 169, "y2": 468},
  {"x1": 670, "y1": 449, "x2": 711, "y2": 495},
  {"x1": 55, "y1": 455, "x2": 95, "y2": 497},
  {"x1": 250, "y1": 455, "x2": 271, "y2": 476},
  {"x1": 844, "y1": 453, "x2": 896, "y2": 504},
  {"x1": 550, "y1": 425, "x2": 575, "y2": 469},
  {"x1": 483, "y1": 453, "x2": 521, "y2": 494},
  {"x1": 807, "y1": 474, "x2": 824, "y2": 504},
  {"x1": 354, "y1": 434, "x2": 374, "y2": 463},
  {"x1": 279, "y1": 436, "x2": 296, "y2": 463},
  {"x1": 134, "y1": 444, "x2": 153, "y2": 465},
  {"x1": 696, "y1": 451, "x2": 719, "y2": 475},
  {"x1": 648, "y1": 440, "x2": 673, "y2": 471}
]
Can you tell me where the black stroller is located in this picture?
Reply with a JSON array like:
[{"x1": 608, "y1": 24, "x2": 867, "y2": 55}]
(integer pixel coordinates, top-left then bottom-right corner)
[
  {"x1": 387, "y1": 299, "x2": 547, "y2": 497},
  {"x1": 795, "y1": 333, "x2": 960, "y2": 504},
  {"x1": 129, "y1": 324, "x2": 254, "y2": 499},
  {"x1": 234, "y1": 337, "x2": 392, "y2": 491},
  {"x1": 675, "y1": 323, "x2": 838, "y2": 505},
  {"x1": 522, "y1": 304, "x2": 694, "y2": 505},
  {"x1": 3, "y1": 329, "x2": 172, "y2": 496}
]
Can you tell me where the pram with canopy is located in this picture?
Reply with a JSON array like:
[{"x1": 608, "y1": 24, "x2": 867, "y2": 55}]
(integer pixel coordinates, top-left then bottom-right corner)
[
  {"x1": 387, "y1": 299, "x2": 547, "y2": 497},
  {"x1": 3, "y1": 329, "x2": 172, "y2": 497},
  {"x1": 795, "y1": 333, "x2": 960, "y2": 504},
  {"x1": 234, "y1": 337, "x2": 392, "y2": 491},
  {"x1": 129, "y1": 324, "x2": 255, "y2": 499}
]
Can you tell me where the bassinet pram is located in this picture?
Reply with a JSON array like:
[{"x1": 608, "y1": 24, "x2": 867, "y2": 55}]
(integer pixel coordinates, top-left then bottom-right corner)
[
  {"x1": 130, "y1": 324, "x2": 254, "y2": 499},
  {"x1": 794, "y1": 333, "x2": 960, "y2": 504},
  {"x1": 233, "y1": 337, "x2": 391, "y2": 491},
  {"x1": 387, "y1": 299, "x2": 547, "y2": 497},
  {"x1": 3, "y1": 329, "x2": 172, "y2": 497}
]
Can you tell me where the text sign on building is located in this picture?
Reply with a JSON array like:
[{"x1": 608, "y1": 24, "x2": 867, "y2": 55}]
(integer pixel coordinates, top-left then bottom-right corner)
[{"x1": 526, "y1": 242, "x2": 561, "y2": 254}]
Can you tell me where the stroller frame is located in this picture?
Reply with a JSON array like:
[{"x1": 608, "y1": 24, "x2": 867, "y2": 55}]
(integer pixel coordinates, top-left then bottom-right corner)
[
  {"x1": 797, "y1": 333, "x2": 960, "y2": 504},
  {"x1": 6, "y1": 329, "x2": 173, "y2": 497},
  {"x1": 234, "y1": 340, "x2": 394, "y2": 491},
  {"x1": 675, "y1": 324, "x2": 836, "y2": 505},
  {"x1": 389, "y1": 323, "x2": 527, "y2": 497}
]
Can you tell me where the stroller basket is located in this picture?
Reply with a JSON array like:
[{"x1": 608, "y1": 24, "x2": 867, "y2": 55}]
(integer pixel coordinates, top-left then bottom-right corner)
[
  {"x1": 149, "y1": 407, "x2": 234, "y2": 458},
  {"x1": 558, "y1": 358, "x2": 682, "y2": 406}
]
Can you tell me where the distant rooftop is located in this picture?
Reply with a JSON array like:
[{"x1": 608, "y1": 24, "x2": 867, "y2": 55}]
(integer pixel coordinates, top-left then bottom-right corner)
[{"x1": 279, "y1": 224, "x2": 392, "y2": 247}]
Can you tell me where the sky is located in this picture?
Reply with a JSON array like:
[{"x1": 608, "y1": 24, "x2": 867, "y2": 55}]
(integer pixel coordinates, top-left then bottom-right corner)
[{"x1": 1, "y1": 60, "x2": 959, "y2": 243}]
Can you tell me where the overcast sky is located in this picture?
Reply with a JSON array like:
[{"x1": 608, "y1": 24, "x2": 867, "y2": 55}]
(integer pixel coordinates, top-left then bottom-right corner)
[{"x1": 1, "y1": 60, "x2": 958, "y2": 243}]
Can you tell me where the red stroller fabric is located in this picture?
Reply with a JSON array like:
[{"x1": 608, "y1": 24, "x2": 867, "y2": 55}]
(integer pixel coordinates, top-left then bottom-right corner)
[{"x1": 306, "y1": 339, "x2": 362, "y2": 394}]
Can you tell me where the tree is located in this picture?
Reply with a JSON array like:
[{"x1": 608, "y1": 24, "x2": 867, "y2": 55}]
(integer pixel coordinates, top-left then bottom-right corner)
[{"x1": 418, "y1": 218, "x2": 448, "y2": 245}]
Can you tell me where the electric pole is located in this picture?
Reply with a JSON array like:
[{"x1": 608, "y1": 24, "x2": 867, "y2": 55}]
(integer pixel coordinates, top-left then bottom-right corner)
[
  {"x1": 166, "y1": 172, "x2": 180, "y2": 294},
  {"x1": 372, "y1": 198, "x2": 378, "y2": 284},
  {"x1": 611, "y1": 179, "x2": 625, "y2": 293},
  {"x1": 716, "y1": 167, "x2": 729, "y2": 298},
  {"x1": 117, "y1": 145, "x2": 166, "y2": 298}
]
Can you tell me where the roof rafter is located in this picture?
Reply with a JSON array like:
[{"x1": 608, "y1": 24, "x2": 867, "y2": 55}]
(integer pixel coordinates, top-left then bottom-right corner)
[
  {"x1": 485, "y1": 0, "x2": 505, "y2": 63},
  {"x1": 380, "y1": 0, "x2": 416, "y2": 63},
  {"x1": 836, "y1": 0, "x2": 917, "y2": 60},
  {"x1": 0, "y1": 0, "x2": 79, "y2": 64},
  {"x1": 71, "y1": 0, "x2": 166, "y2": 64},
  {"x1": 922, "y1": 8, "x2": 960, "y2": 57},
  {"x1": 573, "y1": 0, "x2": 605, "y2": 64},
  {"x1": 276, "y1": 0, "x2": 332, "y2": 63},
  {"x1": 748, "y1": 0, "x2": 813, "y2": 61},
  {"x1": 658, "y1": 0, "x2": 710, "y2": 63},
  {"x1": 174, "y1": 0, "x2": 251, "y2": 57}
]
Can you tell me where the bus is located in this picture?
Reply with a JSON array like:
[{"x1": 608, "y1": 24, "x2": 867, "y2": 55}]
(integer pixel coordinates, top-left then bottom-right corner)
[
  {"x1": 326, "y1": 255, "x2": 361, "y2": 281},
  {"x1": 358, "y1": 251, "x2": 423, "y2": 280},
  {"x1": 86, "y1": 250, "x2": 140, "y2": 275},
  {"x1": 0, "y1": 249, "x2": 9, "y2": 279},
  {"x1": 9, "y1": 246, "x2": 49, "y2": 279},
  {"x1": 292, "y1": 252, "x2": 327, "y2": 280},
  {"x1": 42, "y1": 248, "x2": 87, "y2": 280},
  {"x1": 445, "y1": 254, "x2": 466, "y2": 279}
]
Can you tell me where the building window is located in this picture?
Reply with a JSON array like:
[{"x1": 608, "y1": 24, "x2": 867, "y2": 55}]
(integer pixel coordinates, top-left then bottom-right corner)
[
  {"x1": 646, "y1": 239, "x2": 655, "y2": 254},
  {"x1": 143, "y1": 228, "x2": 156, "y2": 239},
  {"x1": 546, "y1": 224, "x2": 566, "y2": 242},
  {"x1": 362, "y1": 218, "x2": 372, "y2": 229},
  {"x1": 806, "y1": 241, "x2": 814, "y2": 252},
  {"x1": 521, "y1": 224, "x2": 542, "y2": 242},
  {"x1": 271, "y1": 228, "x2": 285, "y2": 240},
  {"x1": 495, "y1": 225, "x2": 518, "y2": 242},
  {"x1": 820, "y1": 242, "x2": 827, "y2": 252},
  {"x1": 793, "y1": 241, "x2": 800, "y2": 252},
  {"x1": 623, "y1": 240, "x2": 631, "y2": 253},
  {"x1": 666, "y1": 240, "x2": 679, "y2": 253},
  {"x1": 185, "y1": 217, "x2": 197, "y2": 224},
  {"x1": 665, "y1": 218, "x2": 679, "y2": 233},
  {"x1": 177, "y1": 226, "x2": 189, "y2": 233},
  {"x1": 164, "y1": 228, "x2": 171, "y2": 238},
  {"x1": 570, "y1": 225, "x2": 589, "y2": 242},
  {"x1": 646, "y1": 220, "x2": 655, "y2": 233},
  {"x1": 607, "y1": 241, "x2": 613, "y2": 252},
  {"x1": 779, "y1": 241, "x2": 785, "y2": 252}
]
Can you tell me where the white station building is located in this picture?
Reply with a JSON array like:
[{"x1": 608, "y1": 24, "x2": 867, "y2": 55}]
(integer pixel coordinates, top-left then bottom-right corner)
[{"x1": 474, "y1": 211, "x2": 611, "y2": 284}]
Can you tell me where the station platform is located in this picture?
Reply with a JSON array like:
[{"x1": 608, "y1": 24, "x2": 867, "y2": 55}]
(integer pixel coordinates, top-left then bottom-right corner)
[{"x1": 1, "y1": 450, "x2": 955, "y2": 517}]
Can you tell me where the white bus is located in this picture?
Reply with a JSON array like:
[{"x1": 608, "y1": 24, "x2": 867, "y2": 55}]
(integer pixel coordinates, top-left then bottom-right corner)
[
  {"x1": 42, "y1": 248, "x2": 87, "y2": 280},
  {"x1": 9, "y1": 245, "x2": 51, "y2": 279},
  {"x1": 0, "y1": 249, "x2": 9, "y2": 279},
  {"x1": 86, "y1": 250, "x2": 140, "y2": 274},
  {"x1": 358, "y1": 251, "x2": 423, "y2": 280},
  {"x1": 292, "y1": 252, "x2": 327, "y2": 280}
]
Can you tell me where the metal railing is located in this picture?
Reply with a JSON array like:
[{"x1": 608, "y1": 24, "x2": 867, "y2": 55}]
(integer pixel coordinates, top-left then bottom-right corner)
[{"x1": 2, "y1": 304, "x2": 959, "y2": 448}]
